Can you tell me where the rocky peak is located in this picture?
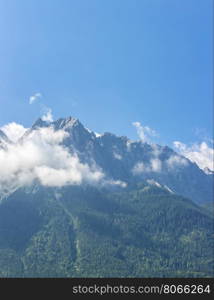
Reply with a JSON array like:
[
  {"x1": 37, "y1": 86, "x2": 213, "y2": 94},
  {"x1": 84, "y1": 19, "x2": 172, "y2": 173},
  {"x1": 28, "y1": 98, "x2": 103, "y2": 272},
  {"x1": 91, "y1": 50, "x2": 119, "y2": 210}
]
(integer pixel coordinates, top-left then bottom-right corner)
[
  {"x1": 0, "y1": 129, "x2": 8, "y2": 140},
  {"x1": 53, "y1": 116, "x2": 79, "y2": 130},
  {"x1": 32, "y1": 118, "x2": 50, "y2": 129}
]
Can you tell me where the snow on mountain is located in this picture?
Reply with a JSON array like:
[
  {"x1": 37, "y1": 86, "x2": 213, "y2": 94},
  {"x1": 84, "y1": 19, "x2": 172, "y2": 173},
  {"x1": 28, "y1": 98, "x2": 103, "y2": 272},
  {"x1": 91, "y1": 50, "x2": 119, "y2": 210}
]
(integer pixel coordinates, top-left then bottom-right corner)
[{"x1": 203, "y1": 167, "x2": 214, "y2": 175}]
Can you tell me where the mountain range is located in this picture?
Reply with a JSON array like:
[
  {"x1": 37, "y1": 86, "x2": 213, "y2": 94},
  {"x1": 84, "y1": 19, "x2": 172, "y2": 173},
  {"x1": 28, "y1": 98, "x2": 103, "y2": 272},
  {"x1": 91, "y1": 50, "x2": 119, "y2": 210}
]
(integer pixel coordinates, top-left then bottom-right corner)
[
  {"x1": 18, "y1": 116, "x2": 213, "y2": 204},
  {"x1": 0, "y1": 117, "x2": 213, "y2": 277}
]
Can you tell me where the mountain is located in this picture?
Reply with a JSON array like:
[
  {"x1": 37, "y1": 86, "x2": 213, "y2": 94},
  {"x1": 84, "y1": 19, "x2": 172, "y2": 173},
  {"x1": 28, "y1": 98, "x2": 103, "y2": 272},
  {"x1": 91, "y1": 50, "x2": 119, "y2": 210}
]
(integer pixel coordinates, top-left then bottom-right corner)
[
  {"x1": 21, "y1": 116, "x2": 213, "y2": 205},
  {"x1": 0, "y1": 130, "x2": 10, "y2": 149},
  {"x1": 0, "y1": 116, "x2": 213, "y2": 278},
  {"x1": 0, "y1": 183, "x2": 213, "y2": 277},
  {"x1": 204, "y1": 167, "x2": 214, "y2": 175}
]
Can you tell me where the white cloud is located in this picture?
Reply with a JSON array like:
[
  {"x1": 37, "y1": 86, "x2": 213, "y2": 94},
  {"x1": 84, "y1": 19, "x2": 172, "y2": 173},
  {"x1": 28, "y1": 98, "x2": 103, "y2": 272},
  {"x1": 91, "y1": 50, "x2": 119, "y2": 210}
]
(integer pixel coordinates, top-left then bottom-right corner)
[
  {"x1": 28, "y1": 126, "x2": 68, "y2": 144},
  {"x1": 1, "y1": 122, "x2": 28, "y2": 142},
  {"x1": 29, "y1": 92, "x2": 42, "y2": 104},
  {"x1": 166, "y1": 154, "x2": 189, "y2": 169},
  {"x1": 173, "y1": 141, "x2": 214, "y2": 171},
  {"x1": 29, "y1": 93, "x2": 53, "y2": 123},
  {"x1": 0, "y1": 127, "x2": 104, "y2": 193},
  {"x1": 94, "y1": 132, "x2": 102, "y2": 138},
  {"x1": 132, "y1": 121, "x2": 157, "y2": 143},
  {"x1": 146, "y1": 179, "x2": 162, "y2": 188},
  {"x1": 104, "y1": 179, "x2": 127, "y2": 188},
  {"x1": 113, "y1": 152, "x2": 122, "y2": 160},
  {"x1": 150, "y1": 158, "x2": 162, "y2": 172},
  {"x1": 132, "y1": 143, "x2": 189, "y2": 175},
  {"x1": 41, "y1": 108, "x2": 53, "y2": 122},
  {"x1": 126, "y1": 140, "x2": 134, "y2": 152},
  {"x1": 150, "y1": 143, "x2": 162, "y2": 157},
  {"x1": 132, "y1": 162, "x2": 146, "y2": 174},
  {"x1": 132, "y1": 158, "x2": 162, "y2": 174}
]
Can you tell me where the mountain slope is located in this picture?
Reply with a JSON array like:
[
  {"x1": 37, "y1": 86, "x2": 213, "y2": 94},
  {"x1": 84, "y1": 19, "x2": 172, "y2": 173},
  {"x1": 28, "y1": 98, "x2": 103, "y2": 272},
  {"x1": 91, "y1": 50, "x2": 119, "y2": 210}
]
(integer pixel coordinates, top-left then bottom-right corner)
[{"x1": 0, "y1": 183, "x2": 213, "y2": 277}]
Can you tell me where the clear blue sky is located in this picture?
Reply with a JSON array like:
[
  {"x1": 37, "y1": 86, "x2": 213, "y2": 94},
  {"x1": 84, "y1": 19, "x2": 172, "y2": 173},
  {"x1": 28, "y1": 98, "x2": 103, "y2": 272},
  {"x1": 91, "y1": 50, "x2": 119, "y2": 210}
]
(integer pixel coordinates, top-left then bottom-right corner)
[{"x1": 0, "y1": 0, "x2": 213, "y2": 145}]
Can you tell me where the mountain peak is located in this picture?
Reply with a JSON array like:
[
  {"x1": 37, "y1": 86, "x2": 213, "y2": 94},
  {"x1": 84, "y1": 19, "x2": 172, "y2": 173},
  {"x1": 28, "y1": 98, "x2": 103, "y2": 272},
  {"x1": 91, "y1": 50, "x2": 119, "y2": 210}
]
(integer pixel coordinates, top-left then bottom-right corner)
[
  {"x1": 53, "y1": 116, "x2": 80, "y2": 130},
  {"x1": 64, "y1": 116, "x2": 79, "y2": 126},
  {"x1": 32, "y1": 118, "x2": 50, "y2": 129},
  {"x1": 103, "y1": 132, "x2": 116, "y2": 137}
]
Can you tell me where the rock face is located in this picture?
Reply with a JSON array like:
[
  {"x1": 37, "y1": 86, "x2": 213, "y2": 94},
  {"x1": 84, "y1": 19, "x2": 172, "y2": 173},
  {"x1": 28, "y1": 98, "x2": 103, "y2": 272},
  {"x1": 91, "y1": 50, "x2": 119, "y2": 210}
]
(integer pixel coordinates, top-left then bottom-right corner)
[{"x1": 0, "y1": 130, "x2": 10, "y2": 149}]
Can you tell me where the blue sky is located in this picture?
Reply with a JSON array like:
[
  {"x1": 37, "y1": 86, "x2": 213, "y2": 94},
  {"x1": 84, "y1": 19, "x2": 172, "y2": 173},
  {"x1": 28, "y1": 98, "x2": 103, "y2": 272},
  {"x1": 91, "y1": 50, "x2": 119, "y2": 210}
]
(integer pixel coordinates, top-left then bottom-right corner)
[{"x1": 0, "y1": 0, "x2": 213, "y2": 146}]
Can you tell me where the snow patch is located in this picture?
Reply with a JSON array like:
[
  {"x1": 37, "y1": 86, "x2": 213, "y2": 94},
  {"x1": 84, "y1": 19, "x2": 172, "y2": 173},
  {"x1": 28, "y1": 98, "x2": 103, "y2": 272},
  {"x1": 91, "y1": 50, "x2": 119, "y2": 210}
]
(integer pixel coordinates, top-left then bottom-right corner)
[
  {"x1": 163, "y1": 185, "x2": 174, "y2": 194},
  {"x1": 113, "y1": 152, "x2": 122, "y2": 160},
  {"x1": 94, "y1": 132, "x2": 102, "y2": 138},
  {"x1": 146, "y1": 179, "x2": 162, "y2": 188}
]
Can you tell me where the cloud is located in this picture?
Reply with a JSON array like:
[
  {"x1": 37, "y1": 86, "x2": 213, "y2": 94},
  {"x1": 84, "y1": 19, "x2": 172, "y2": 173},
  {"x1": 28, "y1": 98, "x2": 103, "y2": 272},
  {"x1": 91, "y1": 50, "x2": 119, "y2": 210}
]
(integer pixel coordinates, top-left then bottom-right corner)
[
  {"x1": 0, "y1": 122, "x2": 28, "y2": 142},
  {"x1": 29, "y1": 93, "x2": 53, "y2": 123},
  {"x1": 41, "y1": 108, "x2": 54, "y2": 122},
  {"x1": 132, "y1": 122, "x2": 157, "y2": 143},
  {"x1": 104, "y1": 179, "x2": 127, "y2": 188},
  {"x1": 150, "y1": 158, "x2": 162, "y2": 172},
  {"x1": 166, "y1": 154, "x2": 189, "y2": 169},
  {"x1": 173, "y1": 141, "x2": 214, "y2": 171},
  {"x1": 132, "y1": 162, "x2": 146, "y2": 174},
  {"x1": 132, "y1": 141, "x2": 189, "y2": 175},
  {"x1": 29, "y1": 92, "x2": 42, "y2": 104},
  {"x1": 0, "y1": 127, "x2": 104, "y2": 194},
  {"x1": 132, "y1": 158, "x2": 162, "y2": 174},
  {"x1": 113, "y1": 152, "x2": 122, "y2": 160}
]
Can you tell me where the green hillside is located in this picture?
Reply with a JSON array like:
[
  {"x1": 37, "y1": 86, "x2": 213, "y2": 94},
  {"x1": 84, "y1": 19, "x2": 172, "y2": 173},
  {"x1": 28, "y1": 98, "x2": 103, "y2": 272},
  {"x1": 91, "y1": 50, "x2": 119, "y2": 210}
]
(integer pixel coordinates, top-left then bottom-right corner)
[{"x1": 0, "y1": 183, "x2": 213, "y2": 277}]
